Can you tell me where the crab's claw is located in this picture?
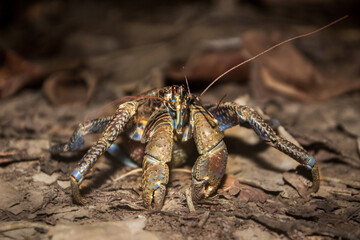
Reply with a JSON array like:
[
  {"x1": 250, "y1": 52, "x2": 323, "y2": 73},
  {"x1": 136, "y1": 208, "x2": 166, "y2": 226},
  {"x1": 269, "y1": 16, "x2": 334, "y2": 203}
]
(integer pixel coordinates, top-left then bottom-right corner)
[
  {"x1": 142, "y1": 157, "x2": 170, "y2": 210},
  {"x1": 141, "y1": 109, "x2": 173, "y2": 210},
  {"x1": 191, "y1": 141, "x2": 228, "y2": 202}
]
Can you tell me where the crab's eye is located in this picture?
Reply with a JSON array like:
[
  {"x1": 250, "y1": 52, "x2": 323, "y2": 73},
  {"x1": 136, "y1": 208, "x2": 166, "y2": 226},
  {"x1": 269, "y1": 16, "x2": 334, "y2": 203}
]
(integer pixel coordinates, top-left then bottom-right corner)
[{"x1": 172, "y1": 86, "x2": 176, "y2": 98}]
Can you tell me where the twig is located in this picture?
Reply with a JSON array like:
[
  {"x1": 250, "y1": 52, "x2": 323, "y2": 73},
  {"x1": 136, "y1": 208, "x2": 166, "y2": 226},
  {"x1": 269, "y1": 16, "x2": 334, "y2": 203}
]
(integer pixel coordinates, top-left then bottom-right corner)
[
  {"x1": 185, "y1": 188, "x2": 196, "y2": 212},
  {"x1": 0, "y1": 151, "x2": 40, "y2": 165},
  {"x1": 113, "y1": 168, "x2": 142, "y2": 182},
  {"x1": 0, "y1": 151, "x2": 18, "y2": 156},
  {"x1": 171, "y1": 168, "x2": 192, "y2": 174},
  {"x1": 198, "y1": 211, "x2": 210, "y2": 228},
  {"x1": 113, "y1": 168, "x2": 192, "y2": 182},
  {"x1": 0, "y1": 221, "x2": 49, "y2": 233}
]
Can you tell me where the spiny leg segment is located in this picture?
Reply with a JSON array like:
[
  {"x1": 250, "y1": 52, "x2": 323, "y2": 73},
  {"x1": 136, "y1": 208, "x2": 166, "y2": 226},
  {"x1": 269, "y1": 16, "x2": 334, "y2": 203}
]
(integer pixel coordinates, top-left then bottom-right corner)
[
  {"x1": 237, "y1": 105, "x2": 319, "y2": 191},
  {"x1": 207, "y1": 103, "x2": 319, "y2": 192},
  {"x1": 49, "y1": 117, "x2": 114, "y2": 154},
  {"x1": 56, "y1": 101, "x2": 139, "y2": 204}
]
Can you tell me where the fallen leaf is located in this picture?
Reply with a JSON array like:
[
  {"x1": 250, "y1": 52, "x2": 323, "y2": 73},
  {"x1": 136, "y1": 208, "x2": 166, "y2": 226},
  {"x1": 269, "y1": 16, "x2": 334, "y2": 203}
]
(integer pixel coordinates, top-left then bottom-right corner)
[
  {"x1": 168, "y1": 50, "x2": 248, "y2": 83},
  {"x1": 27, "y1": 190, "x2": 44, "y2": 211},
  {"x1": 283, "y1": 172, "x2": 311, "y2": 198},
  {"x1": 222, "y1": 174, "x2": 241, "y2": 195},
  {"x1": 0, "y1": 49, "x2": 44, "y2": 98},
  {"x1": 237, "y1": 184, "x2": 268, "y2": 203},
  {"x1": 0, "y1": 182, "x2": 24, "y2": 212},
  {"x1": 167, "y1": 37, "x2": 248, "y2": 83},
  {"x1": 32, "y1": 172, "x2": 60, "y2": 185},
  {"x1": 42, "y1": 70, "x2": 97, "y2": 106},
  {"x1": 243, "y1": 30, "x2": 360, "y2": 102}
]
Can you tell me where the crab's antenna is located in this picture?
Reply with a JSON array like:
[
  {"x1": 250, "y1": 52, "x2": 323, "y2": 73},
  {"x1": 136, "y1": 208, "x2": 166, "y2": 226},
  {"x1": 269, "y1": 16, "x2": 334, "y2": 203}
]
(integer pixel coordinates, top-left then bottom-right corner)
[
  {"x1": 194, "y1": 96, "x2": 215, "y2": 119},
  {"x1": 183, "y1": 66, "x2": 191, "y2": 95},
  {"x1": 214, "y1": 94, "x2": 227, "y2": 117},
  {"x1": 199, "y1": 15, "x2": 348, "y2": 98}
]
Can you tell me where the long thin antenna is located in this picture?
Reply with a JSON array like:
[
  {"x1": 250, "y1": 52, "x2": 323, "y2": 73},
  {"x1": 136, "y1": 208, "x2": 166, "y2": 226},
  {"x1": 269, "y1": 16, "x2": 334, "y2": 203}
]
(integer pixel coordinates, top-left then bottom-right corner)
[
  {"x1": 183, "y1": 66, "x2": 191, "y2": 95},
  {"x1": 214, "y1": 94, "x2": 227, "y2": 117},
  {"x1": 199, "y1": 15, "x2": 348, "y2": 98}
]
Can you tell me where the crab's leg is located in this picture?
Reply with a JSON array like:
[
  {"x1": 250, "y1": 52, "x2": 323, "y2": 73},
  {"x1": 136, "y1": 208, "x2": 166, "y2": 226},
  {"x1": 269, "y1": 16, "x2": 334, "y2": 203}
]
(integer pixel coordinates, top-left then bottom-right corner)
[
  {"x1": 50, "y1": 117, "x2": 114, "y2": 154},
  {"x1": 207, "y1": 103, "x2": 319, "y2": 192},
  {"x1": 190, "y1": 105, "x2": 228, "y2": 202},
  {"x1": 70, "y1": 101, "x2": 139, "y2": 204},
  {"x1": 141, "y1": 110, "x2": 173, "y2": 210}
]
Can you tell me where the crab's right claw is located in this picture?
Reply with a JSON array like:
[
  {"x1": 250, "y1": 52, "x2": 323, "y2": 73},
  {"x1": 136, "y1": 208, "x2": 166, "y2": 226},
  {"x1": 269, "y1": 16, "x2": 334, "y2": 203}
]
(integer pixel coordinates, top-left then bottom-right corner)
[
  {"x1": 142, "y1": 183, "x2": 167, "y2": 210},
  {"x1": 142, "y1": 159, "x2": 169, "y2": 210}
]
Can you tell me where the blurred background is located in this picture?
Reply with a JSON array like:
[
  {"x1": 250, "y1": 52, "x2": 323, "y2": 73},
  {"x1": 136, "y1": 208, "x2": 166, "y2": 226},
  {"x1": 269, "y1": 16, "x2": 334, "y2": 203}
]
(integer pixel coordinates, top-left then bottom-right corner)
[{"x1": 0, "y1": 0, "x2": 359, "y2": 104}]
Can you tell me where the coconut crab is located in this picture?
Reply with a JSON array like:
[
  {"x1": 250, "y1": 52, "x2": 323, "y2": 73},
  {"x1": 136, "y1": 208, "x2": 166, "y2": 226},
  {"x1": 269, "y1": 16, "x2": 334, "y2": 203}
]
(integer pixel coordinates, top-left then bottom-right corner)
[{"x1": 50, "y1": 83, "x2": 319, "y2": 209}]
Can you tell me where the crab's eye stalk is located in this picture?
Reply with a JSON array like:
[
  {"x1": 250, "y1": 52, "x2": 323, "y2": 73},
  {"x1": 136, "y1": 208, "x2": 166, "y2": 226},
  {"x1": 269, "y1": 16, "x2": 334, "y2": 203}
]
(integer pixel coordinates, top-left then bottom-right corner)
[
  {"x1": 172, "y1": 85, "x2": 178, "y2": 100},
  {"x1": 179, "y1": 85, "x2": 183, "y2": 99}
]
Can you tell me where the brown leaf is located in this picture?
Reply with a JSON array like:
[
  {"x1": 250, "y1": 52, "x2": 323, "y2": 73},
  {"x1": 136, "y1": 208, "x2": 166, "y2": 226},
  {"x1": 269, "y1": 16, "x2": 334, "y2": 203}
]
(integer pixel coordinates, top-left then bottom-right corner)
[
  {"x1": 167, "y1": 39, "x2": 248, "y2": 83},
  {"x1": 0, "y1": 49, "x2": 43, "y2": 98},
  {"x1": 283, "y1": 172, "x2": 311, "y2": 198},
  {"x1": 237, "y1": 184, "x2": 268, "y2": 203},
  {"x1": 222, "y1": 175, "x2": 268, "y2": 202},
  {"x1": 243, "y1": 30, "x2": 360, "y2": 102},
  {"x1": 222, "y1": 174, "x2": 242, "y2": 195},
  {"x1": 42, "y1": 70, "x2": 97, "y2": 106}
]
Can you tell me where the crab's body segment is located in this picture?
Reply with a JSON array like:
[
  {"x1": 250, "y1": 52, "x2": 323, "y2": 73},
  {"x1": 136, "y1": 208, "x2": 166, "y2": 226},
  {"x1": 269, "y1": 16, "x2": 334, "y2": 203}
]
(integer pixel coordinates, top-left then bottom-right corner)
[{"x1": 50, "y1": 85, "x2": 319, "y2": 209}]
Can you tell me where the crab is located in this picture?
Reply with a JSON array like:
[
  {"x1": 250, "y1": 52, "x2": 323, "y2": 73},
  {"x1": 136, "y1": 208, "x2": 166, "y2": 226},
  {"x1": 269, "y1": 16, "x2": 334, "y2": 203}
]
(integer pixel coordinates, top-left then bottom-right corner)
[{"x1": 50, "y1": 84, "x2": 319, "y2": 210}]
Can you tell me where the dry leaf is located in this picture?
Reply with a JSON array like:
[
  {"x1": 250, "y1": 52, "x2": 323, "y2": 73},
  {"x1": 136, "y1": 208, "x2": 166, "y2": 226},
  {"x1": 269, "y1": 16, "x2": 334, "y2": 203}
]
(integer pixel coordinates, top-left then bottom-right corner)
[
  {"x1": 243, "y1": 30, "x2": 360, "y2": 102},
  {"x1": 0, "y1": 49, "x2": 43, "y2": 98},
  {"x1": 222, "y1": 174, "x2": 242, "y2": 195},
  {"x1": 167, "y1": 38, "x2": 248, "y2": 83},
  {"x1": 42, "y1": 70, "x2": 97, "y2": 106}
]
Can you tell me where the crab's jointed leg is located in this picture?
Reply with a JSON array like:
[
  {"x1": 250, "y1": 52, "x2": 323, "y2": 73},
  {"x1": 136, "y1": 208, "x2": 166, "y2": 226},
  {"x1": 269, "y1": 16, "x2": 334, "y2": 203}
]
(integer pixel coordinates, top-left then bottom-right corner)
[
  {"x1": 237, "y1": 105, "x2": 319, "y2": 192},
  {"x1": 190, "y1": 105, "x2": 228, "y2": 202},
  {"x1": 141, "y1": 110, "x2": 173, "y2": 210},
  {"x1": 207, "y1": 103, "x2": 319, "y2": 192},
  {"x1": 68, "y1": 101, "x2": 139, "y2": 204},
  {"x1": 49, "y1": 117, "x2": 114, "y2": 154}
]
